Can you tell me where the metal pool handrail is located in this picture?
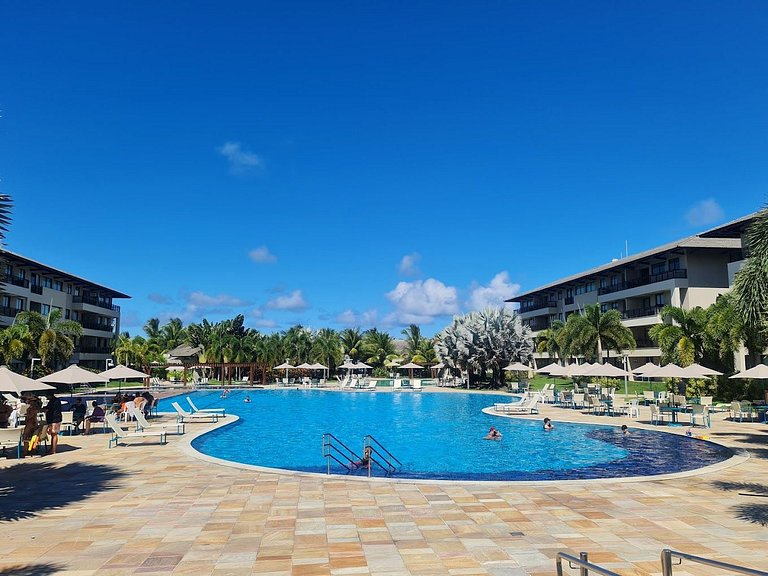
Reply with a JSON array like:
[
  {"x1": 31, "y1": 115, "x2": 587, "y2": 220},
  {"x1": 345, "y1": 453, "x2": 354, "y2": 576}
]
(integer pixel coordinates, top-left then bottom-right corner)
[
  {"x1": 555, "y1": 552, "x2": 620, "y2": 576},
  {"x1": 660, "y1": 549, "x2": 768, "y2": 576}
]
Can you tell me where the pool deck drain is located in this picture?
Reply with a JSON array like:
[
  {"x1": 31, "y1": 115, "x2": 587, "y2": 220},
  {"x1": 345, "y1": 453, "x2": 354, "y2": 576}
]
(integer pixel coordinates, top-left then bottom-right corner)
[{"x1": 1, "y1": 394, "x2": 767, "y2": 575}]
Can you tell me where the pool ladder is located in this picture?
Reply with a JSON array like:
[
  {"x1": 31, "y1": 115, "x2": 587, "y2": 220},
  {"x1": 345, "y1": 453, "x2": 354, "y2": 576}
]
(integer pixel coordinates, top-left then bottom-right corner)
[{"x1": 322, "y1": 433, "x2": 402, "y2": 477}]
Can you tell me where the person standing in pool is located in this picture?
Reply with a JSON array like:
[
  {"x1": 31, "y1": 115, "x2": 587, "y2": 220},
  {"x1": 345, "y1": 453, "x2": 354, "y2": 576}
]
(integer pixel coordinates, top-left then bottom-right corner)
[
  {"x1": 484, "y1": 426, "x2": 502, "y2": 440},
  {"x1": 543, "y1": 418, "x2": 554, "y2": 431}
]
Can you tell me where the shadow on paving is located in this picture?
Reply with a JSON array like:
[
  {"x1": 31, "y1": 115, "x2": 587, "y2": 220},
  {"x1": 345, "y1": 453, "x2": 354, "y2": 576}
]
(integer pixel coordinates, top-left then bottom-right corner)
[
  {"x1": 711, "y1": 480, "x2": 768, "y2": 526},
  {"x1": 0, "y1": 563, "x2": 64, "y2": 576},
  {"x1": 0, "y1": 462, "x2": 125, "y2": 522}
]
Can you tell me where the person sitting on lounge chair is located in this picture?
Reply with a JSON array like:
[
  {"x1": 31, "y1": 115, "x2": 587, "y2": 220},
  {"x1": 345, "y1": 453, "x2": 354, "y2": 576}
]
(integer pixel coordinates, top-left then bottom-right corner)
[
  {"x1": 72, "y1": 398, "x2": 87, "y2": 433},
  {"x1": 84, "y1": 402, "x2": 105, "y2": 435}
]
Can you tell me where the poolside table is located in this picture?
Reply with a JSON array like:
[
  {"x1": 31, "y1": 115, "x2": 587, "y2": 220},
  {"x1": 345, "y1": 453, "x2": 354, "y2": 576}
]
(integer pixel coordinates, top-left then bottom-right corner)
[{"x1": 660, "y1": 406, "x2": 688, "y2": 424}]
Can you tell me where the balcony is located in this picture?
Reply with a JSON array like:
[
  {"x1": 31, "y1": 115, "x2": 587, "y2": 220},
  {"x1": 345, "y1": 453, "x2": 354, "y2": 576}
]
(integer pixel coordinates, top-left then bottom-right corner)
[
  {"x1": 76, "y1": 345, "x2": 113, "y2": 354},
  {"x1": 0, "y1": 306, "x2": 21, "y2": 318},
  {"x1": 622, "y1": 305, "x2": 664, "y2": 320},
  {"x1": 3, "y1": 275, "x2": 29, "y2": 288},
  {"x1": 72, "y1": 295, "x2": 120, "y2": 312},
  {"x1": 519, "y1": 300, "x2": 557, "y2": 313},
  {"x1": 598, "y1": 269, "x2": 687, "y2": 296},
  {"x1": 634, "y1": 338, "x2": 656, "y2": 348},
  {"x1": 30, "y1": 284, "x2": 43, "y2": 295},
  {"x1": 564, "y1": 296, "x2": 574, "y2": 305},
  {"x1": 79, "y1": 318, "x2": 115, "y2": 332},
  {"x1": 525, "y1": 318, "x2": 551, "y2": 331}
]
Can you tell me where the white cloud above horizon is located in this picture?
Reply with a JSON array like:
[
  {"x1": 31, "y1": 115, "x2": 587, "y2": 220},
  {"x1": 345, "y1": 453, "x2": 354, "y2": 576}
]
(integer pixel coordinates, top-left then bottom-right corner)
[
  {"x1": 385, "y1": 278, "x2": 459, "y2": 325},
  {"x1": 157, "y1": 291, "x2": 249, "y2": 324},
  {"x1": 335, "y1": 308, "x2": 379, "y2": 327},
  {"x1": 249, "y1": 307, "x2": 278, "y2": 328},
  {"x1": 266, "y1": 289, "x2": 308, "y2": 311},
  {"x1": 249, "y1": 246, "x2": 277, "y2": 264},
  {"x1": 685, "y1": 198, "x2": 724, "y2": 227},
  {"x1": 398, "y1": 253, "x2": 421, "y2": 276},
  {"x1": 218, "y1": 141, "x2": 263, "y2": 174},
  {"x1": 466, "y1": 271, "x2": 520, "y2": 310}
]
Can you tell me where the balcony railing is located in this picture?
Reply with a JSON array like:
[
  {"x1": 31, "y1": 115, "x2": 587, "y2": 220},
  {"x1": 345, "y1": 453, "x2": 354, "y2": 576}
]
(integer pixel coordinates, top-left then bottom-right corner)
[
  {"x1": 3, "y1": 275, "x2": 29, "y2": 288},
  {"x1": 72, "y1": 295, "x2": 120, "y2": 312},
  {"x1": 519, "y1": 300, "x2": 557, "y2": 313},
  {"x1": 30, "y1": 284, "x2": 43, "y2": 295},
  {"x1": 76, "y1": 345, "x2": 113, "y2": 354},
  {"x1": 525, "y1": 319, "x2": 551, "y2": 331},
  {"x1": 0, "y1": 306, "x2": 21, "y2": 317},
  {"x1": 634, "y1": 338, "x2": 657, "y2": 348},
  {"x1": 622, "y1": 305, "x2": 664, "y2": 320},
  {"x1": 598, "y1": 269, "x2": 687, "y2": 295},
  {"x1": 79, "y1": 318, "x2": 115, "y2": 332}
]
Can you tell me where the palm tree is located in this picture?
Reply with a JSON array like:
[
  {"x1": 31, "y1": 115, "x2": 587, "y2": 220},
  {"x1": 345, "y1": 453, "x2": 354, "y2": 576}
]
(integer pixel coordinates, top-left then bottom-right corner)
[
  {"x1": 0, "y1": 324, "x2": 33, "y2": 365},
  {"x1": 15, "y1": 308, "x2": 84, "y2": 368},
  {"x1": 560, "y1": 305, "x2": 635, "y2": 363},
  {"x1": 401, "y1": 324, "x2": 424, "y2": 361},
  {"x1": 648, "y1": 305, "x2": 708, "y2": 366},
  {"x1": 160, "y1": 318, "x2": 186, "y2": 350},
  {"x1": 340, "y1": 328, "x2": 363, "y2": 361},
  {"x1": 143, "y1": 318, "x2": 161, "y2": 342},
  {"x1": 0, "y1": 194, "x2": 11, "y2": 292},
  {"x1": 312, "y1": 328, "x2": 342, "y2": 373},
  {"x1": 733, "y1": 205, "x2": 768, "y2": 359},
  {"x1": 535, "y1": 320, "x2": 565, "y2": 364},
  {"x1": 284, "y1": 325, "x2": 312, "y2": 364},
  {"x1": 362, "y1": 328, "x2": 396, "y2": 368}
]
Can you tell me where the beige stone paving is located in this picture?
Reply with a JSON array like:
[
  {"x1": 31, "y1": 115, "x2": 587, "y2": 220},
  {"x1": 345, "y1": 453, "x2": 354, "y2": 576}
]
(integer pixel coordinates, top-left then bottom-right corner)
[{"x1": 0, "y1": 397, "x2": 766, "y2": 576}]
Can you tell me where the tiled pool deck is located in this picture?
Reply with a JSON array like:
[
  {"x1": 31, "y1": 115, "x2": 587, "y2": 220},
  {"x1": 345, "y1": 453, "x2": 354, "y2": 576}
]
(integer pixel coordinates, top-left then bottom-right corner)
[{"x1": 1, "y1": 390, "x2": 767, "y2": 575}]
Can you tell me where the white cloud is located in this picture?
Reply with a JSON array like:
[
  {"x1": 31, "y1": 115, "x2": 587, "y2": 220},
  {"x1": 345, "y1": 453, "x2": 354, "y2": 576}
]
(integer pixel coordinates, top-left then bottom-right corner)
[
  {"x1": 159, "y1": 291, "x2": 249, "y2": 323},
  {"x1": 335, "y1": 308, "x2": 378, "y2": 327},
  {"x1": 188, "y1": 292, "x2": 247, "y2": 308},
  {"x1": 266, "y1": 289, "x2": 308, "y2": 311},
  {"x1": 685, "y1": 198, "x2": 724, "y2": 227},
  {"x1": 248, "y1": 308, "x2": 277, "y2": 328},
  {"x1": 218, "y1": 141, "x2": 263, "y2": 173},
  {"x1": 467, "y1": 271, "x2": 520, "y2": 310},
  {"x1": 249, "y1": 246, "x2": 277, "y2": 264},
  {"x1": 398, "y1": 253, "x2": 421, "y2": 276},
  {"x1": 385, "y1": 278, "x2": 459, "y2": 324}
]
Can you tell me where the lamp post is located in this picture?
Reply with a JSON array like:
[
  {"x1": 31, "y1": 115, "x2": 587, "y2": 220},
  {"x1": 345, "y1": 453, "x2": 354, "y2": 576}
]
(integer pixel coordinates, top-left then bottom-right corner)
[
  {"x1": 622, "y1": 354, "x2": 629, "y2": 399},
  {"x1": 105, "y1": 358, "x2": 114, "y2": 372},
  {"x1": 30, "y1": 357, "x2": 41, "y2": 377}
]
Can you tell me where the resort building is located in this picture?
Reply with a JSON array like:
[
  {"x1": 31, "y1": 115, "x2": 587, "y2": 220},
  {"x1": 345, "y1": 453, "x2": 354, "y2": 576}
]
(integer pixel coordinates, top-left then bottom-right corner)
[
  {"x1": 0, "y1": 250, "x2": 129, "y2": 370},
  {"x1": 508, "y1": 213, "x2": 754, "y2": 371}
]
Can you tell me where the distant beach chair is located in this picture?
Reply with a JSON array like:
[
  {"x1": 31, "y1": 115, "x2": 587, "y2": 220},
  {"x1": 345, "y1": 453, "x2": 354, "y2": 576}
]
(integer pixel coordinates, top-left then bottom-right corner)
[
  {"x1": 106, "y1": 414, "x2": 167, "y2": 448},
  {"x1": 412, "y1": 379, "x2": 422, "y2": 391},
  {"x1": 187, "y1": 396, "x2": 226, "y2": 416},
  {"x1": 127, "y1": 403, "x2": 184, "y2": 435},
  {"x1": 171, "y1": 402, "x2": 220, "y2": 423}
]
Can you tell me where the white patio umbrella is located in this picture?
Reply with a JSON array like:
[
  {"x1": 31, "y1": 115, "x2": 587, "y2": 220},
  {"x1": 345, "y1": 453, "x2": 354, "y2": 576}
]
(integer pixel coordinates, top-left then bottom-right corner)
[
  {"x1": 632, "y1": 362, "x2": 659, "y2": 375},
  {"x1": 310, "y1": 362, "x2": 328, "y2": 378},
  {"x1": 353, "y1": 361, "x2": 372, "y2": 370},
  {"x1": 0, "y1": 365, "x2": 55, "y2": 393},
  {"x1": 680, "y1": 363, "x2": 722, "y2": 378},
  {"x1": 274, "y1": 361, "x2": 295, "y2": 381},
  {"x1": 535, "y1": 364, "x2": 557, "y2": 374},
  {"x1": 729, "y1": 364, "x2": 768, "y2": 379},
  {"x1": 545, "y1": 363, "x2": 580, "y2": 377},
  {"x1": 296, "y1": 362, "x2": 314, "y2": 370},
  {"x1": 99, "y1": 364, "x2": 150, "y2": 380},
  {"x1": 399, "y1": 361, "x2": 423, "y2": 381},
  {"x1": 570, "y1": 362, "x2": 599, "y2": 376},
  {"x1": 643, "y1": 363, "x2": 688, "y2": 379},
  {"x1": 504, "y1": 362, "x2": 531, "y2": 372},
  {"x1": 38, "y1": 364, "x2": 109, "y2": 386},
  {"x1": 584, "y1": 363, "x2": 631, "y2": 378}
]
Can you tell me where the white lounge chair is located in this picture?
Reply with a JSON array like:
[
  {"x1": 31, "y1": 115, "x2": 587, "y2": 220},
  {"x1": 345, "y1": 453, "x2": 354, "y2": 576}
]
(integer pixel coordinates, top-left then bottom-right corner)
[
  {"x1": 365, "y1": 380, "x2": 377, "y2": 391},
  {"x1": 172, "y1": 401, "x2": 220, "y2": 423},
  {"x1": 127, "y1": 403, "x2": 185, "y2": 435},
  {"x1": 412, "y1": 379, "x2": 422, "y2": 391},
  {"x1": 495, "y1": 393, "x2": 542, "y2": 414},
  {"x1": 187, "y1": 396, "x2": 226, "y2": 416},
  {"x1": 0, "y1": 427, "x2": 22, "y2": 459},
  {"x1": 106, "y1": 414, "x2": 167, "y2": 448}
]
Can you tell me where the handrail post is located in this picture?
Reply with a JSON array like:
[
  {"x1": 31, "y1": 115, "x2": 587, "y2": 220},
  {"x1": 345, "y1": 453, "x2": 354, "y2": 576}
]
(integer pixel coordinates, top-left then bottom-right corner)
[
  {"x1": 580, "y1": 552, "x2": 589, "y2": 576},
  {"x1": 660, "y1": 549, "x2": 673, "y2": 576}
]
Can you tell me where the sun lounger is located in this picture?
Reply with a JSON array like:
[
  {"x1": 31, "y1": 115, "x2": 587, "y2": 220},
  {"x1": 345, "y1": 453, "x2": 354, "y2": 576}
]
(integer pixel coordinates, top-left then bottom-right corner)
[
  {"x1": 493, "y1": 393, "x2": 542, "y2": 414},
  {"x1": 187, "y1": 396, "x2": 226, "y2": 416},
  {"x1": 0, "y1": 427, "x2": 22, "y2": 459},
  {"x1": 171, "y1": 401, "x2": 220, "y2": 423},
  {"x1": 105, "y1": 414, "x2": 167, "y2": 448},
  {"x1": 412, "y1": 379, "x2": 422, "y2": 391},
  {"x1": 127, "y1": 403, "x2": 185, "y2": 435}
]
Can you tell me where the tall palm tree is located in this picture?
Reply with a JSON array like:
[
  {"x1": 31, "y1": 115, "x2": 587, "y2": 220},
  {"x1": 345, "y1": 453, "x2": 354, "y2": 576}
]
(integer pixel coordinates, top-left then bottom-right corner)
[
  {"x1": 340, "y1": 328, "x2": 363, "y2": 361},
  {"x1": 161, "y1": 318, "x2": 186, "y2": 350},
  {"x1": 143, "y1": 318, "x2": 161, "y2": 342},
  {"x1": 0, "y1": 194, "x2": 12, "y2": 292},
  {"x1": 16, "y1": 308, "x2": 84, "y2": 368},
  {"x1": 560, "y1": 305, "x2": 635, "y2": 363},
  {"x1": 733, "y1": 205, "x2": 768, "y2": 357},
  {"x1": 362, "y1": 328, "x2": 396, "y2": 368},
  {"x1": 312, "y1": 328, "x2": 342, "y2": 373},
  {"x1": 401, "y1": 324, "x2": 424, "y2": 361},
  {"x1": 535, "y1": 320, "x2": 565, "y2": 364},
  {"x1": 648, "y1": 305, "x2": 708, "y2": 366}
]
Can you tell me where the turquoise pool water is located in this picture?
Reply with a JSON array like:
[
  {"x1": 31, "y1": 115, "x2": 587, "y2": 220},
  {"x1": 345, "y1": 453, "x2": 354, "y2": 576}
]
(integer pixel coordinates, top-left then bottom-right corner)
[{"x1": 158, "y1": 389, "x2": 732, "y2": 481}]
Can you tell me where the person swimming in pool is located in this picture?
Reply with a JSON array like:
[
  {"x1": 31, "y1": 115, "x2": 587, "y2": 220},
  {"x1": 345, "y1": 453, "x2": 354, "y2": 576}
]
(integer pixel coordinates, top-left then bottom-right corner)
[
  {"x1": 543, "y1": 418, "x2": 554, "y2": 431},
  {"x1": 484, "y1": 426, "x2": 502, "y2": 440},
  {"x1": 244, "y1": 394, "x2": 251, "y2": 403}
]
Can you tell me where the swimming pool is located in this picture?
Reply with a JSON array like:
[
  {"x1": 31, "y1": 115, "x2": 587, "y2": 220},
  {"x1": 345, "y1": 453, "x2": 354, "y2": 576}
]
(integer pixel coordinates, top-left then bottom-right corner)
[{"x1": 160, "y1": 390, "x2": 733, "y2": 481}]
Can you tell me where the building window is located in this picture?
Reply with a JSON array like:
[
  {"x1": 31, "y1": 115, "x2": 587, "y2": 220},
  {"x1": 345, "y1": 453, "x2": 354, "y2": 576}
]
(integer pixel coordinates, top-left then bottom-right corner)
[
  {"x1": 67, "y1": 284, "x2": 73, "y2": 294},
  {"x1": 65, "y1": 309, "x2": 71, "y2": 320},
  {"x1": 655, "y1": 293, "x2": 665, "y2": 306},
  {"x1": 74, "y1": 287, "x2": 80, "y2": 296},
  {"x1": 611, "y1": 302, "x2": 620, "y2": 310},
  {"x1": 566, "y1": 288, "x2": 573, "y2": 298},
  {"x1": 54, "y1": 280, "x2": 63, "y2": 291},
  {"x1": 2, "y1": 296, "x2": 9, "y2": 308},
  {"x1": 31, "y1": 273, "x2": 39, "y2": 286},
  {"x1": 586, "y1": 281, "x2": 595, "y2": 293},
  {"x1": 71, "y1": 310, "x2": 79, "y2": 321},
  {"x1": 15, "y1": 298, "x2": 23, "y2": 310},
  {"x1": 601, "y1": 303, "x2": 608, "y2": 313},
  {"x1": 43, "y1": 277, "x2": 53, "y2": 288},
  {"x1": 642, "y1": 297, "x2": 651, "y2": 309},
  {"x1": 4, "y1": 264, "x2": 12, "y2": 277},
  {"x1": 599, "y1": 278, "x2": 609, "y2": 288},
  {"x1": 611, "y1": 274, "x2": 619, "y2": 285},
  {"x1": 41, "y1": 304, "x2": 50, "y2": 316},
  {"x1": 651, "y1": 262, "x2": 666, "y2": 276},
  {"x1": 575, "y1": 285, "x2": 584, "y2": 295},
  {"x1": 668, "y1": 258, "x2": 680, "y2": 271}
]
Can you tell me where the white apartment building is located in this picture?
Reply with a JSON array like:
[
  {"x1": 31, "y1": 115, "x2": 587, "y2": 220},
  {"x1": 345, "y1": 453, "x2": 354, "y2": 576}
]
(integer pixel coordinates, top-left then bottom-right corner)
[
  {"x1": 507, "y1": 214, "x2": 754, "y2": 371},
  {"x1": 0, "y1": 250, "x2": 129, "y2": 370}
]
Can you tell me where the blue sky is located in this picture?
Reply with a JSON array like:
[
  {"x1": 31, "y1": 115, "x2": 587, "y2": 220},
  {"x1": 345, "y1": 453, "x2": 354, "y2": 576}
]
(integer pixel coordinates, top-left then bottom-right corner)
[{"x1": 2, "y1": 2, "x2": 767, "y2": 336}]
